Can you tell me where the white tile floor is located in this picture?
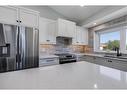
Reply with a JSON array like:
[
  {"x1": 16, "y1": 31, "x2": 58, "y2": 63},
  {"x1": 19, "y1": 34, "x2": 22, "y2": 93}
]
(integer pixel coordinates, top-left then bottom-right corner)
[{"x1": 0, "y1": 61, "x2": 127, "y2": 89}]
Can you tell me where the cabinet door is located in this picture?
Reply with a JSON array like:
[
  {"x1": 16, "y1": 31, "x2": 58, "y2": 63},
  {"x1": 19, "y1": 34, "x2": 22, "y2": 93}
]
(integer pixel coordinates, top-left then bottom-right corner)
[
  {"x1": 72, "y1": 28, "x2": 77, "y2": 44},
  {"x1": 67, "y1": 22, "x2": 76, "y2": 37},
  {"x1": 39, "y1": 17, "x2": 56, "y2": 44},
  {"x1": 0, "y1": 6, "x2": 18, "y2": 25},
  {"x1": 58, "y1": 19, "x2": 66, "y2": 36},
  {"x1": 111, "y1": 60, "x2": 127, "y2": 72},
  {"x1": 19, "y1": 8, "x2": 39, "y2": 28},
  {"x1": 39, "y1": 17, "x2": 49, "y2": 43},
  {"x1": 83, "y1": 55, "x2": 95, "y2": 63},
  {"x1": 48, "y1": 22, "x2": 57, "y2": 44},
  {"x1": 76, "y1": 27, "x2": 82, "y2": 45},
  {"x1": 81, "y1": 28, "x2": 88, "y2": 45}
]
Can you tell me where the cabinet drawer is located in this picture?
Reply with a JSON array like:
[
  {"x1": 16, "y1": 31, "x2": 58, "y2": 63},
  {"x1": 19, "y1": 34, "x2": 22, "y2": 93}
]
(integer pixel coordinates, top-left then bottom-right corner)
[{"x1": 39, "y1": 58, "x2": 59, "y2": 67}]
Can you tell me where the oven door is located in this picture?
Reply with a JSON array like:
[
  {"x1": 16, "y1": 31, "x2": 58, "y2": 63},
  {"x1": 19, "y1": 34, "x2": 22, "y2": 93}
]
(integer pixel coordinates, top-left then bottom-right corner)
[{"x1": 59, "y1": 58, "x2": 76, "y2": 64}]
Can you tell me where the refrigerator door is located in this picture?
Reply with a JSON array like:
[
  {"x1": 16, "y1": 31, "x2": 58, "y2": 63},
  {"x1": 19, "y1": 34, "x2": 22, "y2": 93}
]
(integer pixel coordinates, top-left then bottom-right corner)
[
  {"x1": 19, "y1": 26, "x2": 39, "y2": 69},
  {"x1": 0, "y1": 24, "x2": 17, "y2": 72}
]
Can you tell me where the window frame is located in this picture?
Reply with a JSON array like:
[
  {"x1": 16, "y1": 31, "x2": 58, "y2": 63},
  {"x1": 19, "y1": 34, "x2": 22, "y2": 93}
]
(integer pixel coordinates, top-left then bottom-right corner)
[{"x1": 94, "y1": 26, "x2": 125, "y2": 53}]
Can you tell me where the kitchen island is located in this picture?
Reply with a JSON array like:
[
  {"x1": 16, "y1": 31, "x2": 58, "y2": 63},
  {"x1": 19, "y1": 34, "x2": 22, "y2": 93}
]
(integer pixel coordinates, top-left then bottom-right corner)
[{"x1": 0, "y1": 61, "x2": 127, "y2": 89}]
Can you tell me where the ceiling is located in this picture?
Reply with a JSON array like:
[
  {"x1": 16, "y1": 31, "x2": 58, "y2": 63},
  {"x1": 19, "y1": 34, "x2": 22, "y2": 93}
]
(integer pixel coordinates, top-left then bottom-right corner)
[{"x1": 49, "y1": 6, "x2": 108, "y2": 24}]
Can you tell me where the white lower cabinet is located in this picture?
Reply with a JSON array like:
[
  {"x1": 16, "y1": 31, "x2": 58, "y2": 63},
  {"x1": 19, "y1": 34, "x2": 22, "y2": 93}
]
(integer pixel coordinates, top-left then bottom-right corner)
[
  {"x1": 39, "y1": 58, "x2": 59, "y2": 67},
  {"x1": 83, "y1": 55, "x2": 127, "y2": 72}
]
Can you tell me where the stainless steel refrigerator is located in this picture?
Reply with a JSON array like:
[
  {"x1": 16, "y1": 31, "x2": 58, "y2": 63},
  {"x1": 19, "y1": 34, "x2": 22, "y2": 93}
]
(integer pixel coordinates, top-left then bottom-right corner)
[{"x1": 0, "y1": 23, "x2": 39, "y2": 73}]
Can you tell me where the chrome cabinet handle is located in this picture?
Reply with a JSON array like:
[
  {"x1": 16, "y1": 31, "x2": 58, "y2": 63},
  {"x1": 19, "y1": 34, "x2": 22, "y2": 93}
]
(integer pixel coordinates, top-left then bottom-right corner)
[{"x1": 46, "y1": 60, "x2": 54, "y2": 62}]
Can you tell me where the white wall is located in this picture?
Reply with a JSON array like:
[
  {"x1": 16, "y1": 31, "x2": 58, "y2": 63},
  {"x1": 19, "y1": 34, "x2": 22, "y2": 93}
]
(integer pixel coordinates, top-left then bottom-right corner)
[{"x1": 23, "y1": 6, "x2": 66, "y2": 20}]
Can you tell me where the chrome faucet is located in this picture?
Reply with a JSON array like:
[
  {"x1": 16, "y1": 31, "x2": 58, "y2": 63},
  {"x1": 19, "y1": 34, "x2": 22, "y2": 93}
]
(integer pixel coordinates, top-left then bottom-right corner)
[{"x1": 114, "y1": 47, "x2": 122, "y2": 56}]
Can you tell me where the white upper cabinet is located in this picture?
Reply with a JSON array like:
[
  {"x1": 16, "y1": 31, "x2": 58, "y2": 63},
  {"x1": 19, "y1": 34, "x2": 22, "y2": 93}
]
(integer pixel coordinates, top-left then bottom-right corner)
[
  {"x1": 57, "y1": 18, "x2": 76, "y2": 37},
  {"x1": 0, "y1": 6, "x2": 18, "y2": 25},
  {"x1": 0, "y1": 6, "x2": 39, "y2": 28},
  {"x1": 19, "y1": 8, "x2": 39, "y2": 28},
  {"x1": 81, "y1": 28, "x2": 88, "y2": 45},
  {"x1": 39, "y1": 17, "x2": 56, "y2": 44},
  {"x1": 73, "y1": 26, "x2": 88, "y2": 45}
]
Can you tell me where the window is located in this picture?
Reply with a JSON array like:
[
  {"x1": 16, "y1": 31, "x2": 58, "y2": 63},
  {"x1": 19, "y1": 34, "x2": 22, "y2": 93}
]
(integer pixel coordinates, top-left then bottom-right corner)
[
  {"x1": 94, "y1": 26, "x2": 127, "y2": 53},
  {"x1": 99, "y1": 31, "x2": 120, "y2": 51}
]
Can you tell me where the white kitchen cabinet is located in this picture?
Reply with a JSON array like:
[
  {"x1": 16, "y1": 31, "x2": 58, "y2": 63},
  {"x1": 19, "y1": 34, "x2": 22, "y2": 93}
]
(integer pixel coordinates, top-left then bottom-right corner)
[
  {"x1": 47, "y1": 22, "x2": 57, "y2": 44},
  {"x1": 39, "y1": 17, "x2": 57, "y2": 44},
  {"x1": 67, "y1": 21, "x2": 76, "y2": 38},
  {"x1": 57, "y1": 18, "x2": 76, "y2": 37},
  {"x1": 39, "y1": 57, "x2": 59, "y2": 67},
  {"x1": 73, "y1": 26, "x2": 88, "y2": 45},
  {"x1": 0, "y1": 6, "x2": 39, "y2": 28},
  {"x1": 0, "y1": 6, "x2": 18, "y2": 25},
  {"x1": 81, "y1": 27, "x2": 88, "y2": 45},
  {"x1": 19, "y1": 8, "x2": 39, "y2": 28}
]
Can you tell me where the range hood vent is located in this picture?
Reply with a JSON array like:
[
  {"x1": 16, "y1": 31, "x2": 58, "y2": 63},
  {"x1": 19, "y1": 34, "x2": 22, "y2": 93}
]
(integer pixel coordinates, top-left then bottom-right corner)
[{"x1": 56, "y1": 36, "x2": 72, "y2": 45}]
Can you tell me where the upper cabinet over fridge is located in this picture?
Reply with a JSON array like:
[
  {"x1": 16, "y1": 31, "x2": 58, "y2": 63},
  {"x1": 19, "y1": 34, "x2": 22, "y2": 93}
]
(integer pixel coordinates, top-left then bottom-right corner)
[{"x1": 0, "y1": 6, "x2": 39, "y2": 28}]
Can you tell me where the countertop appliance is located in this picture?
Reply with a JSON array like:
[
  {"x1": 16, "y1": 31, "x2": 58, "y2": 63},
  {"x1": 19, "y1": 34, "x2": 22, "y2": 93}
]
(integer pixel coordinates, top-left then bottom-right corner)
[
  {"x1": 55, "y1": 53, "x2": 76, "y2": 64},
  {"x1": 0, "y1": 23, "x2": 39, "y2": 73}
]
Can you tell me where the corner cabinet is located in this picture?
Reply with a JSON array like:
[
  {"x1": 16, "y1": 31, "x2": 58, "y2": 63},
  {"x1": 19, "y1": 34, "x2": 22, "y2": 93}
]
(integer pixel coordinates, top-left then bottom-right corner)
[
  {"x1": 57, "y1": 18, "x2": 76, "y2": 37},
  {"x1": 0, "y1": 6, "x2": 39, "y2": 28},
  {"x1": 73, "y1": 26, "x2": 88, "y2": 45},
  {"x1": 39, "y1": 17, "x2": 57, "y2": 44}
]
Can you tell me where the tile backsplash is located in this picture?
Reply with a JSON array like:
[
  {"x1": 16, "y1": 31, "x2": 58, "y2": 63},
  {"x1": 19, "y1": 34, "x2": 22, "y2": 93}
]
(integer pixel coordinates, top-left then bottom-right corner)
[{"x1": 40, "y1": 44, "x2": 91, "y2": 54}]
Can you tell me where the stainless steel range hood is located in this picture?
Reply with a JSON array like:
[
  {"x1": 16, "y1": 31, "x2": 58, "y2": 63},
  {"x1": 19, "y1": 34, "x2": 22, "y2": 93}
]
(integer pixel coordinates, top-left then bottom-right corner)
[{"x1": 56, "y1": 36, "x2": 72, "y2": 45}]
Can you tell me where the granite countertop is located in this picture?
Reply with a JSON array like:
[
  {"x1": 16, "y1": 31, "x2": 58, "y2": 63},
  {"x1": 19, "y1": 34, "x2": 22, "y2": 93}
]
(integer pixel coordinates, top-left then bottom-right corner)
[
  {"x1": 0, "y1": 61, "x2": 127, "y2": 89},
  {"x1": 39, "y1": 54, "x2": 59, "y2": 59}
]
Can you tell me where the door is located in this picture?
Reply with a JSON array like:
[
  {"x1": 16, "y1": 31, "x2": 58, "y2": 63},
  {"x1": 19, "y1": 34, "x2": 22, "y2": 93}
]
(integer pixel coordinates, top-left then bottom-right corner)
[
  {"x1": 0, "y1": 24, "x2": 17, "y2": 72},
  {"x1": 19, "y1": 26, "x2": 39, "y2": 69},
  {"x1": 0, "y1": 6, "x2": 18, "y2": 25},
  {"x1": 19, "y1": 8, "x2": 39, "y2": 28}
]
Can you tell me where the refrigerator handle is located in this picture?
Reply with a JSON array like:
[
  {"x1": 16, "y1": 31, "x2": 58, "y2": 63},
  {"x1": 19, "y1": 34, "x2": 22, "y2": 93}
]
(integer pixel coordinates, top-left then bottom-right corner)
[
  {"x1": 16, "y1": 26, "x2": 19, "y2": 68},
  {"x1": 19, "y1": 27, "x2": 23, "y2": 69}
]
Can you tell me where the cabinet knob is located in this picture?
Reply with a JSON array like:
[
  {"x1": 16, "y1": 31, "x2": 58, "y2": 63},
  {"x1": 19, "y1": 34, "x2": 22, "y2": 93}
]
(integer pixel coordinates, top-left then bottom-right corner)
[
  {"x1": 20, "y1": 21, "x2": 22, "y2": 23},
  {"x1": 16, "y1": 20, "x2": 18, "y2": 22},
  {"x1": 46, "y1": 40, "x2": 50, "y2": 42}
]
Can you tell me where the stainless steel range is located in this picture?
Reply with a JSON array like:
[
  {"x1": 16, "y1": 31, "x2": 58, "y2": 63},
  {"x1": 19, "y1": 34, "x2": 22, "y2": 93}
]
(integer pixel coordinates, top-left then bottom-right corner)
[{"x1": 55, "y1": 53, "x2": 76, "y2": 64}]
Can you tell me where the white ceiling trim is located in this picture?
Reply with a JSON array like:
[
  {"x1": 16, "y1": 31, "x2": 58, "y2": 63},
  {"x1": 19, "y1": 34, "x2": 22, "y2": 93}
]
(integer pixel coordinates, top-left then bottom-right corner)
[{"x1": 82, "y1": 7, "x2": 127, "y2": 28}]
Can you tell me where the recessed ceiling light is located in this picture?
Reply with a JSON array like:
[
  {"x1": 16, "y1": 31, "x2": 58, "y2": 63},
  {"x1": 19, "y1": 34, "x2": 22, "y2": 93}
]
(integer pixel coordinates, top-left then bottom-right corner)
[{"x1": 93, "y1": 23, "x2": 97, "y2": 25}]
